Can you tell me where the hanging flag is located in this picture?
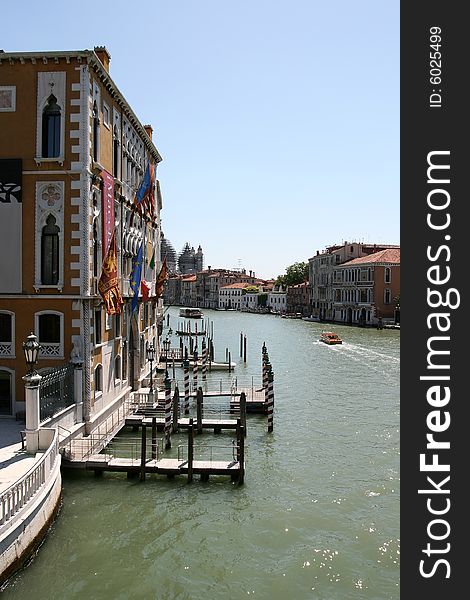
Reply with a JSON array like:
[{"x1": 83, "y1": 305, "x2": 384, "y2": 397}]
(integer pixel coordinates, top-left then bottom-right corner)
[
  {"x1": 134, "y1": 163, "x2": 155, "y2": 212},
  {"x1": 155, "y1": 255, "x2": 168, "y2": 298},
  {"x1": 98, "y1": 231, "x2": 123, "y2": 315},
  {"x1": 141, "y1": 279, "x2": 151, "y2": 302},
  {"x1": 130, "y1": 242, "x2": 143, "y2": 312}
]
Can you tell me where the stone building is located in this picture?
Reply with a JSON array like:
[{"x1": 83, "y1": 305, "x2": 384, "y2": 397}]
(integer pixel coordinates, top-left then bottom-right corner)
[
  {"x1": 178, "y1": 242, "x2": 203, "y2": 274},
  {"x1": 0, "y1": 46, "x2": 164, "y2": 419}
]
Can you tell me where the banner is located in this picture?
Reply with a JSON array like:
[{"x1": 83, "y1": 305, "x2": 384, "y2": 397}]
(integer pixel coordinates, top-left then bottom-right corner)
[{"x1": 101, "y1": 170, "x2": 115, "y2": 253}]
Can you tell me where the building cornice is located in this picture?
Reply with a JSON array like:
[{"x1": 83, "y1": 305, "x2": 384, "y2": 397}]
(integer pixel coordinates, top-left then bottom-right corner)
[{"x1": 0, "y1": 49, "x2": 163, "y2": 165}]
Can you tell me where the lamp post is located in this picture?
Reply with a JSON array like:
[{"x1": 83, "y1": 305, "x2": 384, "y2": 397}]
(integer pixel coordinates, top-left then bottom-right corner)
[
  {"x1": 163, "y1": 338, "x2": 170, "y2": 362},
  {"x1": 22, "y1": 333, "x2": 42, "y2": 454},
  {"x1": 147, "y1": 342, "x2": 155, "y2": 401}
]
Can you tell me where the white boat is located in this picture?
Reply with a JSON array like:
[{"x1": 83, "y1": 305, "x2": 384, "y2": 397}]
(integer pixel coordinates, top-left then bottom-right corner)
[
  {"x1": 180, "y1": 360, "x2": 236, "y2": 371},
  {"x1": 179, "y1": 307, "x2": 203, "y2": 318}
]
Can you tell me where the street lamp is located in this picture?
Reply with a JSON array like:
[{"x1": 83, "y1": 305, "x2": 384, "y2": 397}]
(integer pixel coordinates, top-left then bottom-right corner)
[
  {"x1": 163, "y1": 338, "x2": 170, "y2": 362},
  {"x1": 22, "y1": 332, "x2": 41, "y2": 374},
  {"x1": 147, "y1": 342, "x2": 155, "y2": 394}
]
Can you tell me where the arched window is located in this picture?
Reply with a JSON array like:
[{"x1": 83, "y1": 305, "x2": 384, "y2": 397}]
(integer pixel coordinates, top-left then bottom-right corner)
[
  {"x1": 384, "y1": 267, "x2": 391, "y2": 283},
  {"x1": 0, "y1": 369, "x2": 13, "y2": 416},
  {"x1": 94, "y1": 364, "x2": 103, "y2": 396},
  {"x1": 42, "y1": 94, "x2": 61, "y2": 158},
  {"x1": 115, "y1": 355, "x2": 121, "y2": 382},
  {"x1": 384, "y1": 288, "x2": 392, "y2": 304},
  {"x1": 92, "y1": 101, "x2": 100, "y2": 162},
  {"x1": 41, "y1": 214, "x2": 60, "y2": 285},
  {"x1": 113, "y1": 125, "x2": 120, "y2": 178}
]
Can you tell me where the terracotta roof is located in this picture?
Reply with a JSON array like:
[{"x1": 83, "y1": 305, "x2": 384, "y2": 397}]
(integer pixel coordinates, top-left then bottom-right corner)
[
  {"x1": 342, "y1": 248, "x2": 400, "y2": 266},
  {"x1": 220, "y1": 282, "x2": 252, "y2": 290},
  {"x1": 181, "y1": 275, "x2": 196, "y2": 282}
]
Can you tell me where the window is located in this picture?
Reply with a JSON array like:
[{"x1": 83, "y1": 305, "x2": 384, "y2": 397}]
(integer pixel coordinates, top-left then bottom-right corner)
[
  {"x1": 0, "y1": 86, "x2": 16, "y2": 112},
  {"x1": 0, "y1": 312, "x2": 14, "y2": 357},
  {"x1": 115, "y1": 313, "x2": 121, "y2": 338},
  {"x1": 384, "y1": 267, "x2": 391, "y2": 283},
  {"x1": 94, "y1": 364, "x2": 103, "y2": 395},
  {"x1": 94, "y1": 310, "x2": 102, "y2": 345},
  {"x1": 92, "y1": 101, "x2": 100, "y2": 162},
  {"x1": 102, "y1": 102, "x2": 110, "y2": 128},
  {"x1": 41, "y1": 214, "x2": 60, "y2": 285},
  {"x1": 0, "y1": 369, "x2": 12, "y2": 415},
  {"x1": 42, "y1": 95, "x2": 61, "y2": 158},
  {"x1": 113, "y1": 125, "x2": 120, "y2": 178},
  {"x1": 115, "y1": 355, "x2": 121, "y2": 382},
  {"x1": 384, "y1": 289, "x2": 392, "y2": 304},
  {"x1": 36, "y1": 312, "x2": 62, "y2": 358}
]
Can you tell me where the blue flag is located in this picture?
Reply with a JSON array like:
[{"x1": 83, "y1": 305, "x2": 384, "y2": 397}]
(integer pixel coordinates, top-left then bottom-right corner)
[
  {"x1": 130, "y1": 242, "x2": 143, "y2": 312},
  {"x1": 134, "y1": 164, "x2": 152, "y2": 205}
]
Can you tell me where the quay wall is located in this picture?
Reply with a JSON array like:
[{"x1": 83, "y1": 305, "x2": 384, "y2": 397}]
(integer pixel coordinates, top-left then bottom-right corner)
[{"x1": 0, "y1": 435, "x2": 62, "y2": 586}]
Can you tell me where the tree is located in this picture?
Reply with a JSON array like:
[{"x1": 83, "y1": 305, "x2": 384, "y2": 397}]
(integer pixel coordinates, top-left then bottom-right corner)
[{"x1": 276, "y1": 262, "x2": 309, "y2": 287}]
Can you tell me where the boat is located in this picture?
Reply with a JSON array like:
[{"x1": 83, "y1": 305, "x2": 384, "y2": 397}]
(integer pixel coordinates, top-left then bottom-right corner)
[
  {"x1": 179, "y1": 307, "x2": 203, "y2": 318},
  {"x1": 302, "y1": 315, "x2": 321, "y2": 322},
  {"x1": 319, "y1": 331, "x2": 343, "y2": 345}
]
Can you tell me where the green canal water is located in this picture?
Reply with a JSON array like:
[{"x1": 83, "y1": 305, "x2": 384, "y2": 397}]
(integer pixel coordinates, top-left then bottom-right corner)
[{"x1": 3, "y1": 309, "x2": 400, "y2": 599}]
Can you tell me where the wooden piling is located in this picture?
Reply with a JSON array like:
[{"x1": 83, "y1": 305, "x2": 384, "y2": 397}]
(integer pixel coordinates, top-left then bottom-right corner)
[
  {"x1": 228, "y1": 351, "x2": 232, "y2": 373},
  {"x1": 196, "y1": 386, "x2": 203, "y2": 434},
  {"x1": 243, "y1": 335, "x2": 247, "y2": 363},
  {"x1": 187, "y1": 418, "x2": 194, "y2": 483},
  {"x1": 172, "y1": 385, "x2": 179, "y2": 433},
  {"x1": 164, "y1": 373, "x2": 172, "y2": 449},
  {"x1": 172, "y1": 357, "x2": 176, "y2": 379},
  {"x1": 236, "y1": 419, "x2": 245, "y2": 484},
  {"x1": 151, "y1": 417, "x2": 157, "y2": 459},
  {"x1": 140, "y1": 423, "x2": 147, "y2": 481},
  {"x1": 240, "y1": 391, "x2": 247, "y2": 437},
  {"x1": 240, "y1": 332, "x2": 243, "y2": 357}
]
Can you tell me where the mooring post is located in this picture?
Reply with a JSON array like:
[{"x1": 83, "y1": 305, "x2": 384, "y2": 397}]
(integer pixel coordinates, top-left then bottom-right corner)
[
  {"x1": 187, "y1": 418, "x2": 194, "y2": 483},
  {"x1": 193, "y1": 349, "x2": 198, "y2": 392},
  {"x1": 243, "y1": 335, "x2": 247, "y2": 364},
  {"x1": 190, "y1": 335, "x2": 194, "y2": 354},
  {"x1": 202, "y1": 338, "x2": 207, "y2": 384},
  {"x1": 267, "y1": 368, "x2": 274, "y2": 433},
  {"x1": 225, "y1": 347, "x2": 228, "y2": 363},
  {"x1": 172, "y1": 357, "x2": 176, "y2": 380},
  {"x1": 172, "y1": 384, "x2": 179, "y2": 433},
  {"x1": 140, "y1": 423, "x2": 147, "y2": 482},
  {"x1": 164, "y1": 372, "x2": 172, "y2": 449},
  {"x1": 238, "y1": 425, "x2": 245, "y2": 485},
  {"x1": 240, "y1": 332, "x2": 243, "y2": 357},
  {"x1": 183, "y1": 357, "x2": 190, "y2": 414},
  {"x1": 151, "y1": 416, "x2": 157, "y2": 460},
  {"x1": 240, "y1": 391, "x2": 247, "y2": 437},
  {"x1": 228, "y1": 351, "x2": 232, "y2": 373},
  {"x1": 196, "y1": 386, "x2": 203, "y2": 434}
]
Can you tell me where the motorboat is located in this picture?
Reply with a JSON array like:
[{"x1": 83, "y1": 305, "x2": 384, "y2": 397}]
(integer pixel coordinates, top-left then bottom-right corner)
[
  {"x1": 319, "y1": 331, "x2": 343, "y2": 345},
  {"x1": 179, "y1": 307, "x2": 203, "y2": 318}
]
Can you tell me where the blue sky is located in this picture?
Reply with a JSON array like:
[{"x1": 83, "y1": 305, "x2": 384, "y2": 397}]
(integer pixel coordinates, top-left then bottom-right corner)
[{"x1": 2, "y1": 0, "x2": 399, "y2": 279}]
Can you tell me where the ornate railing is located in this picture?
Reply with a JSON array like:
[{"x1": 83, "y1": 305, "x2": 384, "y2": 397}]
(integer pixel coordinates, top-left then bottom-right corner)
[
  {"x1": 39, "y1": 364, "x2": 75, "y2": 422},
  {"x1": 0, "y1": 429, "x2": 59, "y2": 529}
]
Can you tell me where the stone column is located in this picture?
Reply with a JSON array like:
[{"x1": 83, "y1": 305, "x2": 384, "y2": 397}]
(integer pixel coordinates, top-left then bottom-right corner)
[
  {"x1": 23, "y1": 372, "x2": 42, "y2": 454},
  {"x1": 73, "y1": 361, "x2": 84, "y2": 423}
]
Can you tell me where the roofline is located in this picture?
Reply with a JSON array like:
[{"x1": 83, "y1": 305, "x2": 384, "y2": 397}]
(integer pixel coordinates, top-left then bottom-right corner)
[{"x1": 0, "y1": 49, "x2": 162, "y2": 164}]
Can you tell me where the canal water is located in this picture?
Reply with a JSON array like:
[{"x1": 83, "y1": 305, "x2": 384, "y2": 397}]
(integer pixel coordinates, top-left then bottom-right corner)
[{"x1": 3, "y1": 309, "x2": 400, "y2": 599}]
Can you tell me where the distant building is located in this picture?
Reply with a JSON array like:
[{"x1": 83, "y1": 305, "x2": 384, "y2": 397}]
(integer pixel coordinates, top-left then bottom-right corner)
[
  {"x1": 334, "y1": 248, "x2": 400, "y2": 325},
  {"x1": 218, "y1": 282, "x2": 250, "y2": 310},
  {"x1": 308, "y1": 242, "x2": 399, "y2": 321},
  {"x1": 178, "y1": 242, "x2": 203, "y2": 274},
  {"x1": 160, "y1": 233, "x2": 177, "y2": 274},
  {"x1": 267, "y1": 286, "x2": 287, "y2": 314},
  {"x1": 287, "y1": 282, "x2": 310, "y2": 315}
]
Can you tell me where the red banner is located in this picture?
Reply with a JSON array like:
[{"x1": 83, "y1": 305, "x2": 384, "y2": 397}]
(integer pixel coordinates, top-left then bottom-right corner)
[{"x1": 102, "y1": 170, "x2": 115, "y2": 253}]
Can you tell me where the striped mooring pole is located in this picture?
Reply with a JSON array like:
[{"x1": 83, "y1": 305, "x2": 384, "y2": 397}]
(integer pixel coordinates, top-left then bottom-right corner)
[
  {"x1": 202, "y1": 338, "x2": 207, "y2": 383},
  {"x1": 164, "y1": 371, "x2": 172, "y2": 449},
  {"x1": 193, "y1": 349, "x2": 198, "y2": 392},
  {"x1": 183, "y1": 357, "x2": 190, "y2": 415},
  {"x1": 267, "y1": 367, "x2": 274, "y2": 433}
]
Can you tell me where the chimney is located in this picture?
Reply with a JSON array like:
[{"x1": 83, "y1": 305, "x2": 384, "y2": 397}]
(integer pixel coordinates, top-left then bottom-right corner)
[
  {"x1": 94, "y1": 46, "x2": 111, "y2": 72},
  {"x1": 144, "y1": 124, "x2": 153, "y2": 140}
]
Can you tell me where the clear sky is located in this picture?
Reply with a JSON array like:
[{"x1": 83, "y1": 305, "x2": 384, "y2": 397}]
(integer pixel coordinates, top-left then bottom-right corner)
[{"x1": 2, "y1": 0, "x2": 399, "y2": 280}]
